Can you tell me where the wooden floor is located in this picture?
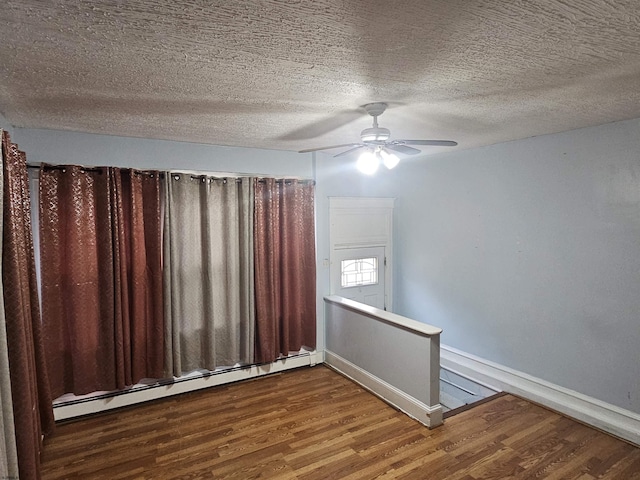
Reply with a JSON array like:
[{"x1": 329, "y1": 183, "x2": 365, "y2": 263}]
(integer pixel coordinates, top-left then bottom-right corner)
[{"x1": 41, "y1": 365, "x2": 640, "y2": 479}]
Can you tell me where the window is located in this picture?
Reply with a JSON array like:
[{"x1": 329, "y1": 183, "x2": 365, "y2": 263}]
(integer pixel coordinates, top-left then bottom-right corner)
[{"x1": 340, "y1": 257, "x2": 378, "y2": 288}]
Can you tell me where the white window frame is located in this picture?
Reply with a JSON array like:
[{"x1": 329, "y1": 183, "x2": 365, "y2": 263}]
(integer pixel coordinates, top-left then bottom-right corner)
[{"x1": 340, "y1": 256, "x2": 379, "y2": 288}]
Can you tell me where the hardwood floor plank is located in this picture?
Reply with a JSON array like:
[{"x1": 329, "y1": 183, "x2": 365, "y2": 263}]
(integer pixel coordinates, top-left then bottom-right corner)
[
  {"x1": 391, "y1": 449, "x2": 458, "y2": 480},
  {"x1": 41, "y1": 365, "x2": 640, "y2": 479}
]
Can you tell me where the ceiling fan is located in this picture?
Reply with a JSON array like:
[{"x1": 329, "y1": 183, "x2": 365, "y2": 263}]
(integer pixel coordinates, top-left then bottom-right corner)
[{"x1": 298, "y1": 102, "x2": 458, "y2": 173}]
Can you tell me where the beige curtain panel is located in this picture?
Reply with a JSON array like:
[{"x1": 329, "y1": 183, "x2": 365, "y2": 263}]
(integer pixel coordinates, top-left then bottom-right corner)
[{"x1": 164, "y1": 174, "x2": 255, "y2": 376}]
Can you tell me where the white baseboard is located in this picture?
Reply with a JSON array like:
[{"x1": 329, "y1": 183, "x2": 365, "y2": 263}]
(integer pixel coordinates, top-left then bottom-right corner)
[
  {"x1": 54, "y1": 351, "x2": 319, "y2": 421},
  {"x1": 325, "y1": 350, "x2": 443, "y2": 428},
  {"x1": 441, "y1": 344, "x2": 640, "y2": 446}
]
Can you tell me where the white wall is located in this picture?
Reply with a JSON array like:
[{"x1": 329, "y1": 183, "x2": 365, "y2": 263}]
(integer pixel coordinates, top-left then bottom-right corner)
[{"x1": 315, "y1": 117, "x2": 640, "y2": 414}]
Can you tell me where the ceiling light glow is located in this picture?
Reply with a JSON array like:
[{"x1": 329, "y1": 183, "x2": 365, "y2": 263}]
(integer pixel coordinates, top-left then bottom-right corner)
[
  {"x1": 380, "y1": 149, "x2": 400, "y2": 169},
  {"x1": 357, "y1": 150, "x2": 379, "y2": 175}
]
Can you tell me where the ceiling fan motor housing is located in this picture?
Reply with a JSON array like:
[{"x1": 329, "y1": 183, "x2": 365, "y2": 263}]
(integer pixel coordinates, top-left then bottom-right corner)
[
  {"x1": 361, "y1": 126, "x2": 391, "y2": 142},
  {"x1": 363, "y1": 102, "x2": 388, "y2": 117}
]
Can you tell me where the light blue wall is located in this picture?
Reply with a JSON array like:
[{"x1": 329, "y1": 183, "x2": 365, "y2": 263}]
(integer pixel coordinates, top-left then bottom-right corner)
[
  {"x1": 12, "y1": 128, "x2": 311, "y2": 177},
  {"x1": 316, "y1": 117, "x2": 640, "y2": 414},
  {"x1": 0, "y1": 112, "x2": 11, "y2": 131}
]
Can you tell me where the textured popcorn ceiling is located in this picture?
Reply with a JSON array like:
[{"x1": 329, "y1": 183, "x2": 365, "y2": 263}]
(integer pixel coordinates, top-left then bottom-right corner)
[{"x1": 1, "y1": 0, "x2": 640, "y2": 155}]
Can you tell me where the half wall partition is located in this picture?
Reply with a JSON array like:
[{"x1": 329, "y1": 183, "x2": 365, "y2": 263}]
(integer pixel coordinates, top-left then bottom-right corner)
[{"x1": 324, "y1": 295, "x2": 443, "y2": 428}]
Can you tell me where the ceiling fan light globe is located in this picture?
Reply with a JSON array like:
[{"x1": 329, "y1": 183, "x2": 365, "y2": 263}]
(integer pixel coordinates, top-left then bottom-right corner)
[
  {"x1": 357, "y1": 150, "x2": 379, "y2": 175},
  {"x1": 380, "y1": 150, "x2": 400, "y2": 169},
  {"x1": 360, "y1": 127, "x2": 390, "y2": 142}
]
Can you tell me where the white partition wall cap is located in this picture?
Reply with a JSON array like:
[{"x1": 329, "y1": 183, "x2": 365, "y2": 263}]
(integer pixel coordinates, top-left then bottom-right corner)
[{"x1": 324, "y1": 295, "x2": 442, "y2": 336}]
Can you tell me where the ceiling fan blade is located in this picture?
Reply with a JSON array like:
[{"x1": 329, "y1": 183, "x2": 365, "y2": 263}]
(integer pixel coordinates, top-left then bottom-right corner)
[
  {"x1": 334, "y1": 145, "x2": 366, "y2": 158},
  {"x1": 386, "y1": 144, "x2": 421, "y2": 155},
  {"x1": 298, "y1": 143, "x2": 362, "y2": 154},
  {"x1": 397, "y1": 140, "x2": 458, "y2": 147}
]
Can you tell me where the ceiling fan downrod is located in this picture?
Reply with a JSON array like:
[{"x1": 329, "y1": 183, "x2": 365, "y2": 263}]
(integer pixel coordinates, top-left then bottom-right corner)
[{"x1": 361, "y1": 102, "x2": 390, "y2": 142}]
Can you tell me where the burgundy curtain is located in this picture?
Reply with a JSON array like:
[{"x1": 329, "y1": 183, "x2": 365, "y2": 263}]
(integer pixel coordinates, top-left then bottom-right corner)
[
  {"x1": 112, "y1": 170, "x2": 164, "y2": 383},
  {"x1": 254, "y1": 178, "x2": 316, "y2": 363},
  {"x1": 1, "y1": 131, "x2": 55, "y2": 480},
  {"x1": 40, "y1": 166, "x2": 163, "y2": 397}
]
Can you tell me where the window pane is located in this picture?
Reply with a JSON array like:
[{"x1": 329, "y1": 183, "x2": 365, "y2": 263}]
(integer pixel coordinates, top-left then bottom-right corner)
[{"x1": 341, "y1": 257, "x2": 378, "y2": 287}]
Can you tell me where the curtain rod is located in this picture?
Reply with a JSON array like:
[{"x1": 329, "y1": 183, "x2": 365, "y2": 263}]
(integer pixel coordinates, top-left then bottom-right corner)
[
  {"x1": 27, "y1": 164, "x2": 166, "y2": 177},
  {"x1": 180, "y1": 174, "x2": 314, "y2": 185},
  {"x1": 26, "y1": 163, "x2": 315, "y2": 184},
  {"x1": 28, "y1": 164, "x2": 103, "y2": 173}
]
